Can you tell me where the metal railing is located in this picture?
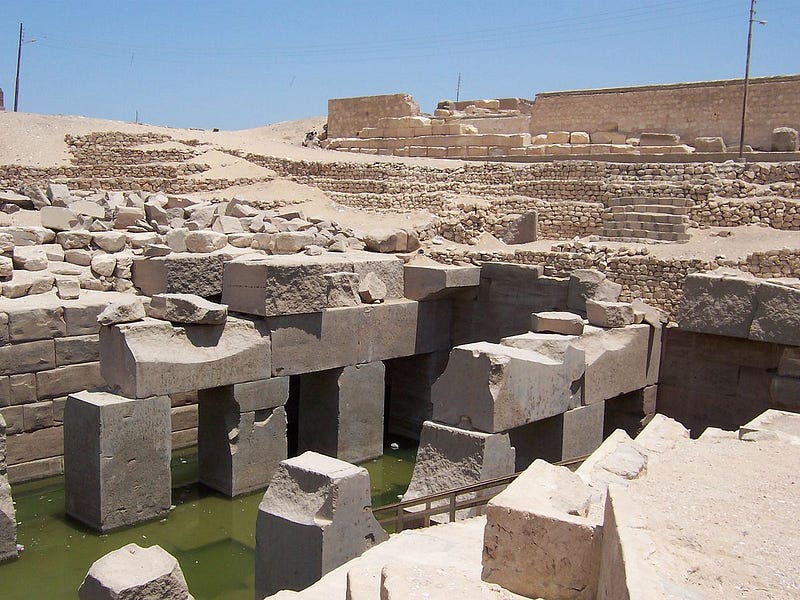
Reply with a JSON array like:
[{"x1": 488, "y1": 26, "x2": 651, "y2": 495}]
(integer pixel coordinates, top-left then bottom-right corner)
[{"x1": 373, "y1": 454, "x2": 589, "y2": 533}]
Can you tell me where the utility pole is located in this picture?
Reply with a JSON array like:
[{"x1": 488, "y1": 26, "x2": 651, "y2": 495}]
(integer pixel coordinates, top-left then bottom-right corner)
[
  {"x1": 456, "y1": 72, "x2": 462, "y2": 102},
  {"x1": 738, "y1": 0, "x2": 757, "y2": 159},
  {"x1": 13, "y1": 23, "x2": 23, "y2": 112}
]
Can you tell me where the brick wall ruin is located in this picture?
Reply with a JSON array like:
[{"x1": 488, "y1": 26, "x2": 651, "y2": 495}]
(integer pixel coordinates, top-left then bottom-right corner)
[{"x1": 327, "y1": 93, "x2": 420, "y2": 138}]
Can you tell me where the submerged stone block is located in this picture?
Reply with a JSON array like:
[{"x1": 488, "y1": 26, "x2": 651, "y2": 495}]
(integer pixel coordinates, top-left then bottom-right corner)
[
  {"x1": 254, "y1": 452, "x2": 387, "y2": 598},
  {"x1": 100, "y1": 317, "x2": 270, "y2": 398},
  {"x1": 64, "y1": 391, "x2": 171, "y2": 531},
  {"x1": 198, "y1": 379, "x2": 288, "y2": 497},
  {"x1": 78, "y1": 543, "x2": 192, "y2": 600},
  {"x1": 298, "y1": 362, "x2": 385, "y2": 463}
]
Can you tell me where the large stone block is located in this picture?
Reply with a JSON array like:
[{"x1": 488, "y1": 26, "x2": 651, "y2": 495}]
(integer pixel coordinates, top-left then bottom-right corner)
[
  {"x1": 482, "y1": 460, "x2": 602, "y2": 599},
  {"x1": 403, "y1": 421, "x2": 515, "y2": 505},
  {"x1": 678, "y1": 269, "x2": 759, "y2": 338},
  {"x1": 0, "y1": 414, "x2": 17, "y2": 563},
  {"x1": 100, "y1": 317, "x2": 270, "y2": 398},
  {"x1": 64, "y1": 391, "x2": 171, "y2": 531},
  {"x1": 254, "y1": 452, "x2": 388, "y2": 598},
  {"x1": 0, "y1": 339, "x2": 56, "y2": 375},
  {"x1": 132, "y1": 253, "x2": 224, "y2": 298},
  {"x1": 432, "y1": 342, "x2": 579, "y2": 433},
  {"x1": 567, "y1": 269, "x2": 622, "y2": 314},
  {"x1": 78, "y1": 543, "x2": 192, "y2": 600},
  {"x1": 403, "y1": 260, "x2": 480, "y2": 301},
  {"x1": 222, "y1": 251, "x2": 403, "y2": 317},
  {"x1": 771, "y1": 127, "x2": 799, "y2": 152},
  {"x1": 297, "y1": 362, "x2": 385, "y2": 463},
  {"x1": 749, "y1": 281, "x2": 800, "y2": 346},
  {"x1": 198, "y1": 383, "x2": 287, "y2": 497}
]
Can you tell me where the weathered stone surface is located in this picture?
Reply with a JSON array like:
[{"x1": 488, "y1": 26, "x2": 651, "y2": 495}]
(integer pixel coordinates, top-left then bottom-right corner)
[
  {"x1": 255, "y1": 452, "x2": 387, "y2": 598},
  {"x1": 678, "y1": 269, "x2": 759, "y2": 338},
  {"x1": 56, "y1": 277, "x2": 81, "y2": 299},
  {"x1": 432, "y1": 342, "x2": 580, "y2": 433},
  {"x1": 364, "y1": 228, "x2": 419, "y2": 253},
  {"x1": 12, "y1": 245, "x2": 48, "y2": 271},
  {"x1": 0, "y1": 414, "x2": 17, "y2": 563},
  {"x1": 531, "y1": 310, "x2": 584, "y2": 335},
  {"x1": 40, "y1": 206, "x2": 78, "y2": 231},
  {"x1": 586, "y1": 299, "x2": 635, "y2": 328},
  {"x1": 324, "y1": 272, "x2": 361, "y2": 307},
  {"x1": 639, "y1": 132, "x2": 680, "y2": 146},
  {"x1": 772, "y1": 127, "x2": 799, "y2": 152},
  {"x1": 567, "y1": 269, "x2": 621, "y2": 313},
  {"x1": 148, "y1": 293, "x2": 228, "y2": 325},
  {"x1": 0, "y1": 256, "x2": 11, "y2": 279},
  {"x1": 381, "y1": 562, "x2": 518, "y2": 600},
  {"x1": 403, "y1": 421, "x2": 515, "y2": 507},
  {"x1": 576, "y1": 429, "x2": 647, "y2": 504},
  {"x1": 403, "y1": 259, "x2": 481, "y2": 301},
  {"x1": 96, "y1": 297, "x2": 146, "y2": 326},
  {"x1": 132, "y1": 253, "x2": 224, "y2": 298},
  {"x1": 357, "y1": 272, "x2": 386, "y2": 303},
  {"x1": 0, "y1": 339, "x2": 56, "y2": 375},
  {"x1": 198, "y1": 385, "x2": 287, "y2": 497},
  {"x1": 100, "y1": 317, "x2": 270, "y2": 398},
  {"x1": 482, "y1": 460, "x2": 602, "y2": 600},
  {"x1": 694, "y1": 136, "x2": 726, "y2": 152},
  {"x1": 78, "y1": 543, "x2": 192, "y2": 600},
  {"x1": 64, "y1": 391, "x2": 172, "y2": 531},
  {"x1": 298, "y1": 362, "x2": 385, "y2": 463},
  {"x1": 749, "y1": 280, "x2": 800, "y2": 346},
  {"x1": 185, "y1": 230, "x2": 227, "y2": 253},
  {"x1": 739, "y1": 408, "x2": 800, "y2": 443},
  {"x1": 273, "y1": 231, "x2": 315, "y2": 254}
]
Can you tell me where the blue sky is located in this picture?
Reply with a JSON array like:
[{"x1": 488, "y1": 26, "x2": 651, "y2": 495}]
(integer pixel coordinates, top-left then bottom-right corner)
[{"x1": 1, "y1": 1, "x2": 797, "y2": 130}]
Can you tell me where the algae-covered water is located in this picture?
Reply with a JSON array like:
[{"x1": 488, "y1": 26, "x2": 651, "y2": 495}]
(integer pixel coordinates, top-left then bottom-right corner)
[{"x1": 2, "y1": 440, "x2": 416, "y2": 600}]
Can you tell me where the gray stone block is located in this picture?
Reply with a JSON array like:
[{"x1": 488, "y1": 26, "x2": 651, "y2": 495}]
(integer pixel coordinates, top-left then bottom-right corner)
[
  {"x1": 64, "y1": 391, "x2": 171, "y2": 531},
  {"x1": 298, "y1": 362, "x2": 385, "y2": 463},
  {"x1": 403, "y1": 261, "x2": 481, "y2": 301},
  {"x1": 0, "y1": 340, "x2": 55, "y2": 375},
  {"x1": 198, "y1": 385, "x2": 287, "y2": 497},
  {"x1": 132, "y1": 254, "x2": 224, "y2": 298},
  {"x1": 255, "y1": 452, "x2": 387, "y2": 598},
  {"x1": 568, "y1": 269, "x2": 622, "y2": 314},
  {"x1": 749, "y1": 281, "x2": 800, "y2": 346},
  {"x1": 100, "y1": 317, "x2": 270, "y2": 398},
  {"x1": 678, "y1": 269, "x2": 759, "y2": 338},
  {"x1": 771, "y1": 127, "x2": 799, "y2": 152},
  {"x1": 0, "y1": 414, "x2": 17, "y2": 563}
]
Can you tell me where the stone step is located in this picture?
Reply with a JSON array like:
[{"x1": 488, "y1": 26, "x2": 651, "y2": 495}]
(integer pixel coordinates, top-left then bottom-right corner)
[
  {"x1": 609, "y1": 204, "x2": 688, "y2": 215},
  {"x1": 600, "y1": 228, "x2": 690, "y2": 243},
  {"x1": 607, "y1": 196, "x2": 689, "y2": 208},
  {"x1": 603, "y1": 221, "x2": 688, "y2": 234},
  {"x1": 603, "y1": 212, "x2": 689, "y2": 225}
]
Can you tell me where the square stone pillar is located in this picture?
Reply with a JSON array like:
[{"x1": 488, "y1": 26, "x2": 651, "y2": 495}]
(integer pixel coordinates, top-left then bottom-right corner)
[
  {"x1": 298, "y1": 362, "x2": 385, "y2": 463},
  {"x1": 198, "y1": 377, "x2": 288, "y2": 497},
  {"x1": 64, "y1": 390, "x2": 171, "y2": 532}
]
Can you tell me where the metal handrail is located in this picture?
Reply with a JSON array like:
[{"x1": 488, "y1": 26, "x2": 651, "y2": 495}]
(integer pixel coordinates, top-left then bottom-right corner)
[{"x1": 373, "y1": 453, "x2": 589, "y2": 532}]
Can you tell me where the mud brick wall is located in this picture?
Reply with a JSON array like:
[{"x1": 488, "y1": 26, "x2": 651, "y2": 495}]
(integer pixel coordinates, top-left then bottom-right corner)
[{"x1": 529, "y1": 75, "x2": 800, "y2": 150}]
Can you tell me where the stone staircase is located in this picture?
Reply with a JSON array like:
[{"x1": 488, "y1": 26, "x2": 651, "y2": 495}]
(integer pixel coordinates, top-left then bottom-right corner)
[{"x1": 600, "y1": 197, "x2": 690, "y2": 243}]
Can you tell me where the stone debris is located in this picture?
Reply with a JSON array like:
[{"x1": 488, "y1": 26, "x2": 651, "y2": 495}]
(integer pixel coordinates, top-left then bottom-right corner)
[
  {"x1": 78, "y1": 543, "x2": 192, "y2": 600},
  {"x1": 147, "y1": 293, "x2": 228, "y2": 325},
  {"x1": 357, "y1": 271, "x2": 387, "y2": 303},
  {"x1": 96, "y1": 296, "x2": 146, "y2": 325}
]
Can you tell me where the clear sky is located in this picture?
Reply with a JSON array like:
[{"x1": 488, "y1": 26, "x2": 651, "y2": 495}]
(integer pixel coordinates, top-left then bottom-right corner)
[{"x1": 1, "y1": 0, "x2": 797, "y2": 130}]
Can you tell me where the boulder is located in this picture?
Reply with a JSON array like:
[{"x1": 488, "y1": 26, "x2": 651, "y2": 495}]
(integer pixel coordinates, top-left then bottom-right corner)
[
  {"x1": 184, "y1": 230, "x2": 227, "y2": 253},
  {"x1": 40, "y1": 206, "x2": 78, "y2": 231},
  {"x1": 771, "y1": 127, "x2": 799, "y2": 152},
  {"x1": 364, "y1": 228, "x2": 419, "y2": 253},
  {"x1": 273, "y1": 231, "x2": 315, "y2": 254},
  {"x1": 0, "y1": 256, "x2": 12, "y2": 279},
  {"x1": 57, "y1": 230, "x2": 93, "y2": 249},
  {"x1": 96, "y1": 297, "x2": 147, "y2": 326},
  {"x1": 639, "y1": 132, "x2": 680, "y2": 146},
  {"x1": 12, "y1": 246, "x2": 48, "y2": 271},
  {"x1": 148, "y1": 293, "x2": 228, "y2": 325},
  {"x1": 92, "y1": 231, "x2": 127, "y2": 253},
  {"x1": 90, "y1": 254, "x2": 117, "y2": 278},
  {"x1": 568, "y1": 269, "x2": 621, "y2": 313},
  {"x1": 694, "y1": 136, "x2": 727, "y2": 152}
]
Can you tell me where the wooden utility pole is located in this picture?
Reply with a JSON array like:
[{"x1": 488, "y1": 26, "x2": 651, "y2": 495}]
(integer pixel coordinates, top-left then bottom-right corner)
[
  {"x1": 13, "y1": 23, "x2": 23, "y2": 112},
  {"x1": 456, "y1": 72, "x2": 462, "y2": 102},
  {"x1": 738, "y1": 0, "x2": 757, "y2": 158}
]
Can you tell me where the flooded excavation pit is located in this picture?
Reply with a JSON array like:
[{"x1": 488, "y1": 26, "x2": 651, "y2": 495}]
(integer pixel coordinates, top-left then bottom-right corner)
[{"x1": 2, "y1": 441, "x2": 416, "y2": 600}]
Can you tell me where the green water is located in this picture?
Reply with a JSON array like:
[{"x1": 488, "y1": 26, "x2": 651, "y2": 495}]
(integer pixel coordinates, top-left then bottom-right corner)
[{"x1": 1, "y1": 440, "x2": 416, "y2": 600}]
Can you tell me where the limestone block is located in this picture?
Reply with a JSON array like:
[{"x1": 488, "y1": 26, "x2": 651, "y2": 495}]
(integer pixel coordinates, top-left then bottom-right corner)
[
  {"x1": 498, "y1": 211, "x2": 538, "y2": 245},
  {"x1": 572, "y1": 325, "x2": 649, "y2": 404},
  {"x1": 273, "y1": 231, "x2": 315, "y2": 254},
  {"x1": 749, "y1": 281, "x2": 800, "y2": 346},
  {"x1": 12, "y1": 245, "x2": 48, "y2": 271},
  {"x1": 198, "y1": 386, "x2": 287, "y2": 497},
  {"x1": 89, "y1": 254, "x2": 116, "y2": 278},
  {"x1": 100, "y1": 317, "x2": 270, "y2": 398},
  {"x1": 632, "y1": 413, "x2": 690, "y2": 455},
  {"x1": 363, "y1": 228, "x2": 419, "y2": 253},
  {"x1": 40, "y1": 206, "x2": 78, "y2": 231},
  {"x1": 694, "y1": 136, "x2": 726, "y2": 152},
  {"x1": 78, "y1": 543, "x2": 192, "y2": 600},
  {"x1": 482, "y1": 460, "x2": 602, "y2": 599},
  {"x1": 403, "y1": 421, "x2": 515, "y2": 505},
  {"x1": 96, "y1": 297, "x2": 146, "y2": 326},
  {"x1": 403, "y1": 260, "x2": 480, "y2": 300},
  {"x1": 64, "y1": 391, "x2": 172, "y2": 531},
  {"x1": 380, "y1": 563, "x2": 518, "y2": 600},
  {"x1": 576, "y1": 429, "x2": 647, "y2": 503},
  {"x1": 36, "y1": 362, "x2": 105, "y2": 399},
  {"x1": 47, "y1": 183, "x2": 71, "y2": 204},
  {"x1": 0, "y1": 256, "x2": 11, "y2": 278},
  {"x1": 771, "y1": 127, "x2": 799, "y2": 152},
  {"x1": 638, "y1": 132, "x2": 680, "y2": 146},
  {"x1": 0, "y1": 414, "x2": 17, "y2": 563},
  {"x1": 677, "y1": 269, "x2": 759, "y2": 339},
  {"x1": 297, "y1": 362, "x2": 385, "y2": 463},
  {"x1": 65, "y1": 248, "x2": 93, "y2": 266},
  {"x1": 545, "y1": 131, "x2": 570, "y2": 144},
  {"x1": 358, "y1": 272, "x2": 386, "y2": 303},
  {"x1": 132, "y1": 254, "x2": 224, "y2": 298},
  {"x1": 72, "y1": 199, "x2": 107, "y2": 220},
  {"x1": 114, "y1": 206, "x2": 146, "y2": 229},
  {"x1": 54, "y1": 334, "x2": 100, "y2": 366},
  {"x1": 254, "y1": 452, "x2": 388, "y2": 598},
  {"x1": 148, "y1": 293, "x2": 228, "y2": 325},
  {"x1": 739, "y1": 408, "x2": 800, "y2": 443},
  {"x1": 432, "y1": 342, "x2": 579, "y2": 433},
  {"x1": 0, "y1": 339, "x2": 56, "y2": 375},
  {"x1": 57, "y1": 230, "x2": 93, "y2": 250},
  {"x1": 567, "y1": 268, "x2": 621, "y2": 313},
  {"x1": 5, "y1": 305, "x2": 66, "y2": 342},
  {"x1": 185, "y1": 230, "x2": 227, "y2": 253},
  {"x1": 531, "y1": 311, "x2": 584, "y2": 335},
  {"x1": 586, "y1": 299, "x2": 635, "y2": 328},
  {"x1": 324, "y1": 272, "x2": 361, "y2": 308},
  {"x1": 570, "y1": 131, "x2": 590, "y2": 144}
]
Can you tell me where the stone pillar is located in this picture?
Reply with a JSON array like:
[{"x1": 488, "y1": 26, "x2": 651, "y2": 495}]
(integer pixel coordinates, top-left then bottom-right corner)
[
  {"x1": 0, "y1": 414, "x2": 17, "y2": 562},
  {"x1": 198, "y1": 377, "x2": 288, "y2": 497},
  {"x1": 385, "y1": 351, "x2": 449, "y2": 440},
  {"x1": 298, "y1": 361, "x2": 385, "y2": 463},
  {"x1": 64, "y1": 390, "x2": 171, "y2": 532},
  {"x1": 79, "y1": 543, "x2": 193, "y2": 600},
  {"x1": 254, "y1": 452, "x2": 388, "y2": 598}
]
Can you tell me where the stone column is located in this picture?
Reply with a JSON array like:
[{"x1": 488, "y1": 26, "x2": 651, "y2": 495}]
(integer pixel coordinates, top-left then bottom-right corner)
[
  {"x1": 298, "y1": 361, "x2": 385, "y2": 463},
  {"x1": 254, "y1": 452, "x2": 387, "y2": 598},
  {"x1": 0, "y1": 414, "x2": 17, "y2": 562},
  {"x1": 197, "y1": 377, "x2": 288, "y2": 497},
  {"x1": 64, "y1": 390, "x2": 171, "y2": 532}
]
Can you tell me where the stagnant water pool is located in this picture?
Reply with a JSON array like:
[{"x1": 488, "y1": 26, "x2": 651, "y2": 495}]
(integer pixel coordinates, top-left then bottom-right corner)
[{"x1": 2, "y1": 440, "x2": 417, "y2": 600}]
